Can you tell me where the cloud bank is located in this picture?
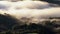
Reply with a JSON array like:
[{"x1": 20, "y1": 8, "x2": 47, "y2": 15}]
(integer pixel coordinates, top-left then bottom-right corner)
[{"x1": 0, "y1": 1, "x2": 60, "y2": 24}]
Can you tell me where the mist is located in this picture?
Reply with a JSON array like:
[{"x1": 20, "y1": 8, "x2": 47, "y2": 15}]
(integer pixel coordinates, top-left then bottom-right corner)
[{"x1": 0, "y1": 0, "x2": 60, "y2": 23}]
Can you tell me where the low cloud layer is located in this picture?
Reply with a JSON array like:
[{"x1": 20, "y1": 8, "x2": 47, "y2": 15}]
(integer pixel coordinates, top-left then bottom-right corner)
[{"x1": 0, "y1": 1, "x2": 60, "y2": 24}]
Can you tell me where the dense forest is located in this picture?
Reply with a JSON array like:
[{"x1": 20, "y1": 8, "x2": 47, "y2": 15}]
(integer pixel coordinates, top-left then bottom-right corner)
[{"x1": 0, "y1": 14, "x2": 60, "y2": 34}]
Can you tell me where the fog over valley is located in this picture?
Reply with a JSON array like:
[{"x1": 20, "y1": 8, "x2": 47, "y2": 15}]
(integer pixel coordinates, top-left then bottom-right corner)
[
  {"x1": 0, "y1": 0, "x2": 60, "y2": 34},
  {"x1": 0, "y1": 0, "x2": 60, "y2": 22}
]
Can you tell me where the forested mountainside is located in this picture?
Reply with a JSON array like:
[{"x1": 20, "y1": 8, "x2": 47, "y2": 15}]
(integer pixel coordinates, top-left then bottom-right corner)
[{"x1": 0, "y1": 14, "x2": 60, "y2": 34}]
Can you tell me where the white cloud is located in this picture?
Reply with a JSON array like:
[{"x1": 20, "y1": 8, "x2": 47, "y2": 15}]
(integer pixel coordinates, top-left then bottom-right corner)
[{"x1": 0, "y1": 1, "x2": 60, "y2": 24}]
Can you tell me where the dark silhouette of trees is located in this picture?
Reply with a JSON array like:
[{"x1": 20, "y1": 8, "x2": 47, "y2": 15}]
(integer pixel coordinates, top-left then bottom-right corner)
[
  {"x1": 0, "y1": 14, "x2": 60, "y2": 34},
  {"x1": 0, "y1": 14, "x2": 19, "y2": 32},
  {"x1": 40, "y1": 0, "x2": 60, "y2": 5},
  {"x1": 12, "y1": 23, "x2": 55, "y2": 34}
]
